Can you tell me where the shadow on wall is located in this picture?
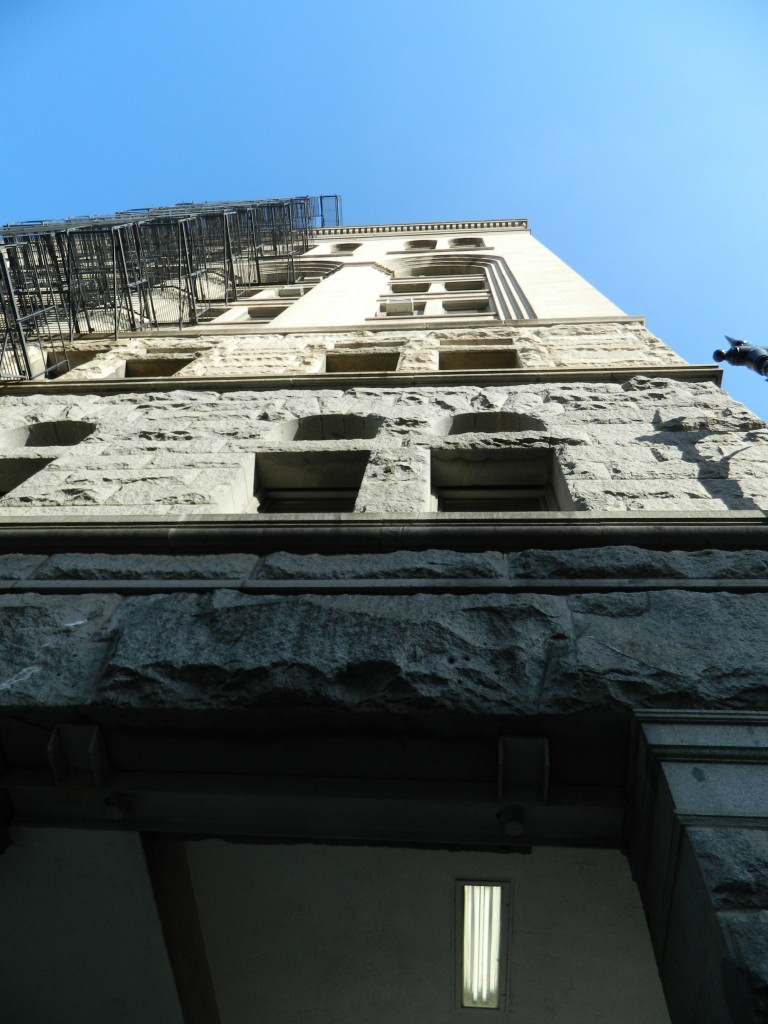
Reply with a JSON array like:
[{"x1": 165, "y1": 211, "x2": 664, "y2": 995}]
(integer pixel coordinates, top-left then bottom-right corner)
[{"x1": 642, "y1": 413, "x2": 763, "y2": 511}]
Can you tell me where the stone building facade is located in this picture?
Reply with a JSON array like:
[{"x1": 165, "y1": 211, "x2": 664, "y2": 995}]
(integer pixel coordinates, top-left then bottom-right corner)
[{"x1": 0, "y1": 214, "x2": 766, "y2": 1023}]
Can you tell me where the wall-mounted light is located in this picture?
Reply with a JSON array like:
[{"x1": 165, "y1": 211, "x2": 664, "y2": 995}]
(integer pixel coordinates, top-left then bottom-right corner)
[{"x1": 457, "y1": 881, "x2": 511, "y2": 1011}]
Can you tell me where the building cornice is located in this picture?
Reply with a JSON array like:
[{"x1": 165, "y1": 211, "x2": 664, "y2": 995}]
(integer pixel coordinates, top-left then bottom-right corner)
[
  {"x1": 314, "y1": 219, "x2": 528, "y2": 237},
  {"x1": 0, "y1": 510, "x2": 765, "y2": 555},
  {"x1": 0, "y1": 364, "x2": 722, "y2": 396},
  {"x1": 51, "y1": 314, "x2": 649, "y2": 341}
]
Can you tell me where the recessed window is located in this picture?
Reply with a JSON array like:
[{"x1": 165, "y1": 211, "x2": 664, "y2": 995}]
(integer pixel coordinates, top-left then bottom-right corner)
[
  {"x1": 0, "y1": 421, "x2": 95, "y2": 447},
  {"x1": 122, "y1": 357, "x2": 194, "y2": 378},
  {"x1": 442, "y1": 299, "x2": 491, "y2": 315},
  {"x1": 450, "y1": 237, "x2": 484, "y2": 248},
  {"x1": 456, "y1": 882, "x2": 510, "y2": 1011},
  {"x1": 379, "y1": 298, "x2": 425, "y2": 317},
  {"x1": 410, "y1": 262, "x2": 478, "y2": 278},
  {"x1": 431, "y1": 448, "x2": 558, "y2": 511},
  {"x1": 253, "y1": 450, "x2": 369, "y2": 513},
  {"x1": 448, "y1": 411, "x2": 545, "y2": 434},
  {"x1": 46, "y1": 350, "x2": 101, "y2": 378},
  {"x1": 331, "y1": 242, "x2": 360, "y2": 254},
  {"x1": 405, "y1": 239, "x2": 437, "y2": 250},
  {"x1": 444, "y1": 278, "x2": 486, "y2": 291},
  {"x1": 439, "y1": 349, "x2": 520, "y2": 371},
  {"x1": 0, "y1": 458, "x2": 53, "y2": 497},
  {"x1": 248, "y1": 304, "x2": 290, "y2": 321},
  {"x1": 325, "y1": 351, "x2": 399, "y2": 373},
  {"x1": 276, "y1": 415, "x2": 382, "y2": 442},
  {"x1": 390, "y1": 281, "x2": 430, "y2": 294}
]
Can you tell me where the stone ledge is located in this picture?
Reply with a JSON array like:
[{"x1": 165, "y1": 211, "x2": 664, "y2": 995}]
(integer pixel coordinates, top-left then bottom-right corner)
[
  {"x1": 0, "y1": 512, "x2": 767, "y2": 554},
  {"x1": 2, "y1": 364, "x2": 722, "y2": 396},
  {"x1": 6, "y1": 576, "x2": 768, "y2": 597}
]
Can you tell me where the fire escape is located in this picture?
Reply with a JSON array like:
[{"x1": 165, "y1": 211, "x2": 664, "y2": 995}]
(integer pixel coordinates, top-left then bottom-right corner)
[{"x1": 0, "y1": 195, "x2": 342, "y2": 381}]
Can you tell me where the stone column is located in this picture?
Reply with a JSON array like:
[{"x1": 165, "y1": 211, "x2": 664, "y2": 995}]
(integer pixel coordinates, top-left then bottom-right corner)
[{"x1": 627, "y1": 712, "x2": 768, "y2": 1024}]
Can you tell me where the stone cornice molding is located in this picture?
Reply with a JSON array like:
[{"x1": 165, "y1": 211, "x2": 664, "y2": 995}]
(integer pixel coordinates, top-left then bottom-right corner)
[
  {"x1": 0, "y1": 364, "x2": 721, "y2": 396},
  {"x1": 314, "y1": 219, "x2": 528, "y2": 237},
  {"x1": 0, "y1": 511, "x2": 766, "y2": 555}
]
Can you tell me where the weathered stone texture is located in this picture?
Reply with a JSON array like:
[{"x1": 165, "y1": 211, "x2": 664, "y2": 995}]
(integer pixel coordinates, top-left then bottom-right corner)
[
  {"x1": 36, "y1": 553, "x2": 260, "y2": 580},
  {"x1": 59, "y1": 322, "x2": 684, "y2": 382},
  {"x1": 0, "y1": 593, "x2": 119, "y2": 704},
  {"x1": 717, "y1": 911, "x2": 768, "y2": 1024},
  {"x1": 0, "y1": 375, "x2": 766, "y2": 515},
  {"x1": 689, "y1": 828, "x2": 768, "y2": 910},
  {"x1": 4, "y1": 546, "x2": 768, "y2": 583},
  {"x1": 256, "y1": 550, "x2": 508, "y2": 580},
  {"x1": 2, "y1": 568, "x2": 768, "y2": 715}
]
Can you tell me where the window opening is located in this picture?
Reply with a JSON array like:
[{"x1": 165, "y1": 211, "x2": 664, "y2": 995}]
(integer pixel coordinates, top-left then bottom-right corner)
[
  {"x1": 248, "y1": 304, "x2": 290, "y2": 321},
  {"x1": 0, "y1": 458, "x2": 54, "y2": 497},
  {"x1": 379, "y1": 298, "x2": 426, "y2": 317},
  {"x1": 325, "y1": 351, "x2": 399, "y2": 373},
  {"x1": 444, "y1": 278, "x2": 486, "y2": 291},
  {"x1": 0, "y1": 421, "x2": 95, "y2": 447},
  {"x1": 432, "y1": 449, "x2": 557, "y2": 512},
  {"x1": 439, "y1": 349, "x2": 520, "y2": 371},
  {"x1": 448, "y1": 411, "x2": 545, "y2": 435},
  {"x1": 390, "y1": 281, "x2": 430, "y2": 294},
  {"x1": 254, "y1": 451, "x2": 369, "y2": 513},
  {"x1": 442, "y1": 299, "x2": 491, "y2": 315},
  {"x1": 122, "y1": 357, "x2": 194, "y2": 378},
  {"x1": 279, "y1": 415, "x2": 382, "y2": 442}
]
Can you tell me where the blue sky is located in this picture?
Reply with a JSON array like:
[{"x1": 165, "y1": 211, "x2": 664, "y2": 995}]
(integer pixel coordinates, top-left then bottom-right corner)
[{"x1": 2, "y1": 0, "x2": 767, "y2": 413}]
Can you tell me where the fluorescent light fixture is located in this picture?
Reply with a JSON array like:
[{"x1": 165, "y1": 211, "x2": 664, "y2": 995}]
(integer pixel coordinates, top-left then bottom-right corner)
[{"x1": 461, "y1": 884, "x2": 503, "y2": 1009}]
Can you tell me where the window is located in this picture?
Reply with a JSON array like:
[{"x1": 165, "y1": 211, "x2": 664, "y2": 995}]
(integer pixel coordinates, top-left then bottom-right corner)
[
  {"x1": 405, "y1": 238, "x2": 437, "y2": 250},
  {"x1": 248, "y1": 304, "x2": 290, "y2": 321},
  {"x1": 253, "y1": 451, "x2": 369, "y2": 513},
  {"x1": 275, "y1": 415, "x2": 382, "y2": 442},
  {"x1": 121, "y1": 357, "x2": 194, "y2": 378},
  {"x1": 325, "y1": 351, "x2": 400, "y2": 373},
  {"x1": 409, "y1": 262, "x2": 479, "y2": 278},
  {"x1": 448, "y1": 411, "x2": 545, "y2": 434},
  {"x1": 379, "y1": 298, "x2": 426, "y2": 317},
  {"x1": 331, "y1": 242, "x2": 360, "y2": 254},
  {"x1": 47, "y1": 349, "x2": 101, "y2": 377},
  {"x1": 456, "y1": 881, "x2": 511, "y2": 1011},
  {"x1": 441, "y1": 299, "x2": 491, "y2": 315},
  {"x1": 439, "y1": 349, "x2": 520, "y2": 371},
  {"x1": 444, "y1": 278, "x2": 486, "y2": 291},
  {"x1": 0, "y1": 458, "x2": 54, "y2": 498},
  {"x1": 431, "y1": 448, "x2": 558, "y2": 511},
  {"x1": 0, "y1": 420, "x2": 95, "y2": 447},
  {"x1": 390, "y1": 281, "x2": 431, "y2": 294},
  {"x1": 450, "y1": 237, "x2": 485, "y2": 248}
]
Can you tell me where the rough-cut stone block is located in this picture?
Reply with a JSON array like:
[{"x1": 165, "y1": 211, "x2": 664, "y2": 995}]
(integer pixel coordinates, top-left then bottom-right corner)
[
  {"x1": 566, "y1": 589, "x2": 768, "y2": 709},
  {"x1": 717, "y1": 910, "x2": 768, "y2": 1024},
  {"x1": 689, "y1": 828, "x2": 768, "y2": 910},
  {"x1": 0, "y1": 372, "x2": 765, "y2": 514},
  {"x1": 98, "y1": 590, "x2": 572, "y2": 712},
  {"x1": 512, "y1": 547, "x2": 768, "y2": 580},
  {"x1": 0, "y1": 583, "x2": 761, "y2": 715},
  {"x1": 256, "y1": 550, "x2": 508, "y2": 580},
  {"x1": 0, "y1": 593, "x2": 119, "y2": 703},
  {"x1": 37, "y1": 553, "x2": 260, "y2": 580},
  {"x1": 0, "y1": 554, "x2": 49, "y2": 579}
]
